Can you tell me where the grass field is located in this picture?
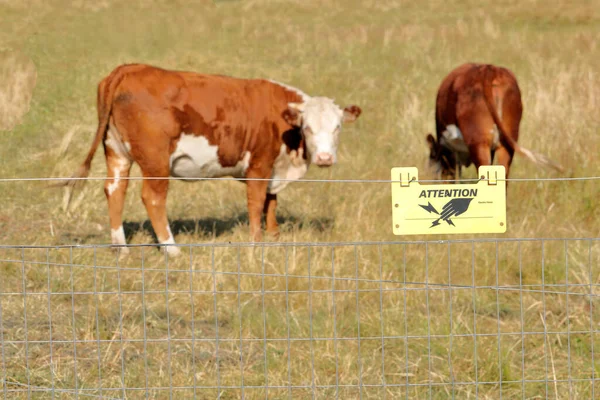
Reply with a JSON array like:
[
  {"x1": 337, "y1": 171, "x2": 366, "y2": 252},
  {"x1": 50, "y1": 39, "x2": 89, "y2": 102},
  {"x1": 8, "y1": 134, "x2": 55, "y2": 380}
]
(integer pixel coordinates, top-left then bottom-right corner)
[{"x1": 1, "y1": 0, "x2": 600, "y2": 398}]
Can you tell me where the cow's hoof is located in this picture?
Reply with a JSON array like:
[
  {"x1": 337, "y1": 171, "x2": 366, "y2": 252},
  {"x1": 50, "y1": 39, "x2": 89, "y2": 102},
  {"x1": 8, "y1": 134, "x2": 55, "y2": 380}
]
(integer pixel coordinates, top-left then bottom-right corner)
[
  {"x1": 164, "y1": 245, "x2": 182, "y2": 257},
  {"x1": 112, "y1": 246, "x2": 130, "y2": 257},
  {"x1": 266, "y1": 230, "x2": 280, "y2": 241}
]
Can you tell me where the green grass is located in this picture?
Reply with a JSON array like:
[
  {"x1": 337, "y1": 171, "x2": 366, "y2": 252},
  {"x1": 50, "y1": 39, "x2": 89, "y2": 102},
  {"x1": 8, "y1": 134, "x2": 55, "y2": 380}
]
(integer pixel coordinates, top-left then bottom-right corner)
[{"x1": 1, "y1": 0, "x2": 600, "y2": 398}]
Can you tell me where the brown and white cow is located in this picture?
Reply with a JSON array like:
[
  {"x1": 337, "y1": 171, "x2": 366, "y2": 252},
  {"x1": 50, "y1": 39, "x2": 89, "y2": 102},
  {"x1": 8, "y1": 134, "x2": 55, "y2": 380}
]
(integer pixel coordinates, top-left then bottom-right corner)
[
  {"x1": 426, "y1": 63, "x2": 563, "y2": 181},
  {"x1": 61, "y1": 63, "x2": 362, "y2": 255}
]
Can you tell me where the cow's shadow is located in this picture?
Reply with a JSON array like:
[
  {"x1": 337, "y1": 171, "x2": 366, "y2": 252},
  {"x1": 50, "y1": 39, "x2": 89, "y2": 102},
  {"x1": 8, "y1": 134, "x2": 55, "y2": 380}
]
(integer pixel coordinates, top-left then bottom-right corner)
[{"x1": 122, "y1": 213, "x2": 333, "y2": 243}]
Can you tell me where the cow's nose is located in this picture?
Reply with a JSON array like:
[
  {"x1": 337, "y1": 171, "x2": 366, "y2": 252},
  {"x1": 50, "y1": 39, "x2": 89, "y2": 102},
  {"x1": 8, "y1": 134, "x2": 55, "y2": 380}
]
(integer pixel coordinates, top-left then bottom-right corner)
[{"x1": 315, "y1": 153, "x2": 334, "y2": 166}]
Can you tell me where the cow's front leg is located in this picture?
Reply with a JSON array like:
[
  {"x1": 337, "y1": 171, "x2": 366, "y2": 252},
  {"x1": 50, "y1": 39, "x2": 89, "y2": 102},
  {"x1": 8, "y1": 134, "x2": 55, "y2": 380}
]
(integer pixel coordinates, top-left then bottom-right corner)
[
  {"x1": 141, "y1": 177, "x2": 180, "y2": 256},
  {"x1": 263, "y1": 193, "x2": 279, "y2": 239},
  {"x1": 246, "y1": 170, "x2": 270, "y2": 242}
]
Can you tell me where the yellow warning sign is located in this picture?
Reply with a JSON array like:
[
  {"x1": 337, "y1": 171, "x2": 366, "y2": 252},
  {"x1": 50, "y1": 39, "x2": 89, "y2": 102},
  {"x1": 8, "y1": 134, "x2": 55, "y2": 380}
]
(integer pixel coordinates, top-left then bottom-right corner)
[{"x1": 391, "y1": 166, "x2": 506, "y2": 235}]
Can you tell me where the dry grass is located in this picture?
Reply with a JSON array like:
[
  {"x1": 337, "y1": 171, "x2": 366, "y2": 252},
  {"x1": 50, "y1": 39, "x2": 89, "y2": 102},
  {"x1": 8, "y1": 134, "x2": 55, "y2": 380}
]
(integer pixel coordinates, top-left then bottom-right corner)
[
  {"x1": 0, "y1": 0, "x2": 600, "y2": 398},
  {"x1": 0, "y1": 49, "x2": 37, "y2": 131}
]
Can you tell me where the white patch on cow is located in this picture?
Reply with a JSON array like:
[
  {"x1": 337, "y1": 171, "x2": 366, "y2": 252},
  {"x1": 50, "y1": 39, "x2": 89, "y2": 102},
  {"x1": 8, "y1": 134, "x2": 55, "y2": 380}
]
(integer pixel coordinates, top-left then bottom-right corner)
[
  {"x1": 170, "y1": 134, "x2": 251, "y2": 180},
  {"x1": 268, "y1": 81, "x2": 347, "y2": 166},
  {"x1": 268, "y1": 145, "x2": 309, "y2": 194},
  {"x1": 440, "y1": 125, "x2": 471, "y2": 167},
  {"x1": 106, "y1": 172, "x2": 119, "y2": 196},
  {"x1": 490, "y1": 125, "x2": 500, "y2": 148},
  {"x1": 161, "y1": 226, "x2": 180, "y2": 256},
  {"x1": 299, "y1": 97, "x2": 344, "y2": 164},
  {"x1": 105, "y1": 123, "x2": 131, "y2": 159},
  {"x1": 440, "y1": 125, "x2": 468, "y2": 153},
  {"x1": 105, "y1": 123, "x2": 132, "y2": 196},
  {"x1": 111, "y1": 225, "x2": 126, "y2": 245},
  {"x1": 106, "y1": 158, "x2": 129, "y2": 196},
  {"x1": 267, "y1": 79, "x2": 310, "y2": 102},
  {"x1": 162, "y1": 226, "x2": 175, "y2": 244}
]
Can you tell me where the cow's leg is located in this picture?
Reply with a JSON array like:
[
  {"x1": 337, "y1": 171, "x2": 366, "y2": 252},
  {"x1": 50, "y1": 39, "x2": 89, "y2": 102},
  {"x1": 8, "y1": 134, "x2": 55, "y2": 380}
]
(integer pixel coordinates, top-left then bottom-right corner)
[
  {"x1": 498, "y1": 88, "x2": 521, "y2": 184},
  {"x1": 495, "y1": 146, "x2": 514, "y2": 180},
  {"x1": 141, "y1": 177, "x2": 180, "y2": 256},
  {"x1": 469, "y1": 143, "x2": 492, "y2": 169},
  {"x1": 246, "y1": 169, "x2": 270, "y2": 242},
  {"x1": 263, "y1": 193, "x2": 279, "y2": 238},
  {"x1": 104, "y1": 149, "x2": 132, "y2": 255}
]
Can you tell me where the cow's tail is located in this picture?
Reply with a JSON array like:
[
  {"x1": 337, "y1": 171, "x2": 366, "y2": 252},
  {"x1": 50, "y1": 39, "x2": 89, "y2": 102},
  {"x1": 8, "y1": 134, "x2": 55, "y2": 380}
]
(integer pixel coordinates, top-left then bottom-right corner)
[
  {"x1": 51, "y1": 66, "x2": 129, "y2": 208},
  {"x1": 482, "y1": 68, "x2": 564, "y2": 173}
]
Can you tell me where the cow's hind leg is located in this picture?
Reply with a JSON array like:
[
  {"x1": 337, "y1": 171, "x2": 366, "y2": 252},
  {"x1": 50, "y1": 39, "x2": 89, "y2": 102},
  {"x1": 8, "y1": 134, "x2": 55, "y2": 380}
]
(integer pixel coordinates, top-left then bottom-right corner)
[
  {"x1": 495, "y1": 145, "x2": 514, "y2": 182},
  {"x1": 104, "y1": 149, "x2": 132, "y2": 255},
  {"x1": 141, "y1": 177, "x2": 180, "y2": 256},
  {"x1": 469, "y1": 143, "x2": 492, "y2": 170}
]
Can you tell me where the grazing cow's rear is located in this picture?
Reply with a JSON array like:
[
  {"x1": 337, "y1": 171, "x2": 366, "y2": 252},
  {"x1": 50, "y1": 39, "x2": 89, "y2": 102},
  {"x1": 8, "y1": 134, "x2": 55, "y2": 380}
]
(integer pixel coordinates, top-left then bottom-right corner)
[
  {"x1": 61, "y1": 64, "x2": 362, "y2": 255},
  {"x1": 426, "y1": 63, "x2": 562, "y2": 181}
]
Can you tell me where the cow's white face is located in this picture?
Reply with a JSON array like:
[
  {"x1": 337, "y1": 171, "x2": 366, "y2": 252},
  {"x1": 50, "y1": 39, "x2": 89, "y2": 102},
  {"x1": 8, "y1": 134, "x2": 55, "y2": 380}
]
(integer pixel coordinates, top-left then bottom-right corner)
[{"x1": 283, "y1": 97, "x2": 361, "y2": 167}]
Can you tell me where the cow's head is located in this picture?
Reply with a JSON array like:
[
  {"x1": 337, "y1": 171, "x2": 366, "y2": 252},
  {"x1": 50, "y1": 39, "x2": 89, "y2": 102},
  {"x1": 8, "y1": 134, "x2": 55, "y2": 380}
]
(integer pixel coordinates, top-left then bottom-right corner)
[
  {"x1": 426, "y1": 133, "x2": 456, "y2": 180},
  {"x1": 283, "y1": 97, "x2": 361, "y2": 167}
]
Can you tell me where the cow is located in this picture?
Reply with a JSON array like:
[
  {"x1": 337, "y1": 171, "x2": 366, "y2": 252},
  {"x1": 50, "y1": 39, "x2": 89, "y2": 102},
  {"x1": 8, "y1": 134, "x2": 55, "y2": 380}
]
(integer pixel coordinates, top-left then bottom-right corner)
[
  {"x1": 426, "y1": 63, "x2": 563, "y2": 182},
  {"x1": 59, "y1": 64, "x2": 362, "y2": 255}
]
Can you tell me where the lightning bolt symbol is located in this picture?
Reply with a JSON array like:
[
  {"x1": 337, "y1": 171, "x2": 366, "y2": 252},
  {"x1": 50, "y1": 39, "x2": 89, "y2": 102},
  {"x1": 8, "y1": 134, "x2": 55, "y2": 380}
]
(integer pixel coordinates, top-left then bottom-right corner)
[
  {"x1": 430, "y1": 220, "x2": 441, "y2": 228},
  {"x1": 419, "y1": 202, "x2": 439, "y2": 215}
]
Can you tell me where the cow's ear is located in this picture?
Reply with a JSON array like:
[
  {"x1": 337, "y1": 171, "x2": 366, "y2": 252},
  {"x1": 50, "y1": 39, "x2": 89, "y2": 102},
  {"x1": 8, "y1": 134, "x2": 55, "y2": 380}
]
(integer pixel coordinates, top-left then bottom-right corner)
[
  {"x1": 282, "y1": 103, "x2": 304, "y2": 126},
  {"x1": 426, "y1": 134, "x2": 437, "y2": 151},
  {"x1": 343, "y1": 105, "x2": 362, "y2": 123}
]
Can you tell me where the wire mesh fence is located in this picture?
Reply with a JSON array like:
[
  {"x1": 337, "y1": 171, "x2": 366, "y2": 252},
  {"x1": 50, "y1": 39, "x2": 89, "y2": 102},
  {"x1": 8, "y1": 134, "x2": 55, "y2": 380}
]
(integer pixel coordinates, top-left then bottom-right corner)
[{"x1": 0, "y1": 238, "x2": 598, "y2": 399}]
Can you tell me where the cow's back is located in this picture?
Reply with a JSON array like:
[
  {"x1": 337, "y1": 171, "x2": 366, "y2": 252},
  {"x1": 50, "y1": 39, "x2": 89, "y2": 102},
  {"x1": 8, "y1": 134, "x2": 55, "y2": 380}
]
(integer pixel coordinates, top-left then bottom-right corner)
[
  {"x1": 107, "y1": 64, "x2": 302, "y2": 180},
  {"x1": 435, "y1": 63, "x2": 521, "y2": 137},
  {"x1": 435, "y1": 63, "x2": 478, "y2": 131}
]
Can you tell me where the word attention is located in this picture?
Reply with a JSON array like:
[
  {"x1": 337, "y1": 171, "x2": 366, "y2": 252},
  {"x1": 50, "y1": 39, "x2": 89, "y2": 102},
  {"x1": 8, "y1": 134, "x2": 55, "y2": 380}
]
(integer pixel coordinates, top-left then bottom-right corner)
[{"x1": 418, "y1": 188, "x2": 478, "y2": 198}]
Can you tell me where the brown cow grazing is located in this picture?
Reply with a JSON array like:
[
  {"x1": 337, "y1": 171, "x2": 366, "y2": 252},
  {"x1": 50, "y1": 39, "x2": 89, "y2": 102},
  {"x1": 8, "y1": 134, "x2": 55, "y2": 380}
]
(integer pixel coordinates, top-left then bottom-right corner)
[
  {"x1": 60, "y1": 64, "x2": 362, "y2": 255},
  {"x1": 426, "y1": 63, "x2": 563, "y2": 182}
]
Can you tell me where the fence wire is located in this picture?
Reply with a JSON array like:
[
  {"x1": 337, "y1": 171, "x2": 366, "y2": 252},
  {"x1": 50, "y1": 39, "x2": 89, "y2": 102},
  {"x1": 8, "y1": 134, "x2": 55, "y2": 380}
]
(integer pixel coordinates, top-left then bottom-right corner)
[
  {"x1": 0, "y1": 174, "x2": 599, "y2": 184},
  {"x1": 0, "y1": 239, "x2": 598, "y2": 399}
]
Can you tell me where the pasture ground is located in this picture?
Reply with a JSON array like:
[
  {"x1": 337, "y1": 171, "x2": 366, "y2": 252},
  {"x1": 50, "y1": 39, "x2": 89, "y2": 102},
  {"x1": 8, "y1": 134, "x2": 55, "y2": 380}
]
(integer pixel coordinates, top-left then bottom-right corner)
[{"x1": 1, "y1": 0, "x2": 600, "y2": 398}]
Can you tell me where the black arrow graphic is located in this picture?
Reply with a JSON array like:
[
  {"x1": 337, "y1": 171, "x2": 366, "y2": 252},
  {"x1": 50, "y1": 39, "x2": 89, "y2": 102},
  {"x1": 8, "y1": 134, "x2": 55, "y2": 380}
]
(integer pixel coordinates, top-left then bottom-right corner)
[
  {"x1": 430, "y1": 198, "x2": 474, "y2": 228},
  {"x1": 419, "y1": 202, "x2": 439, "y2": 215}
]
